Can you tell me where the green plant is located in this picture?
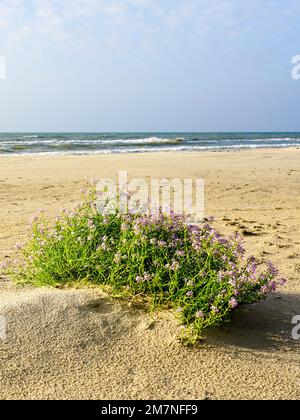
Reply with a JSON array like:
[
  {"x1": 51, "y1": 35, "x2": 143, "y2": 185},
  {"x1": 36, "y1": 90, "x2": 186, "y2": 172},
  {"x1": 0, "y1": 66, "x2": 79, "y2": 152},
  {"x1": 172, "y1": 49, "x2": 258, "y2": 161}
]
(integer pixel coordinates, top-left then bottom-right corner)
[{"x1": 1, "y1": 188, "x2": 287, "y2": 344}]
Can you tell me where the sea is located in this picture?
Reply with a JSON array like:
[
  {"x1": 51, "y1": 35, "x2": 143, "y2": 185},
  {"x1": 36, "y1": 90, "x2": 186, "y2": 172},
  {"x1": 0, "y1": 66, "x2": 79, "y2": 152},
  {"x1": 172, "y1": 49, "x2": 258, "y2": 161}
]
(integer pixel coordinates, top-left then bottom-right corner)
[{"x1": 0, "y1": 132, "x2": 300, "y2": 155}]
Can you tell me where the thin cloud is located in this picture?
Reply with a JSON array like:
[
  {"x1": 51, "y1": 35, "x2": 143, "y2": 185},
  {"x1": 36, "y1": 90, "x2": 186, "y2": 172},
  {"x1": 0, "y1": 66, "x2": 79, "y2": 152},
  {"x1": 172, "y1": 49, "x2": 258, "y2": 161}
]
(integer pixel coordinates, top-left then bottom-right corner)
[{"x1": 0, "y1": 0, "x2": 299, "y2": 53}]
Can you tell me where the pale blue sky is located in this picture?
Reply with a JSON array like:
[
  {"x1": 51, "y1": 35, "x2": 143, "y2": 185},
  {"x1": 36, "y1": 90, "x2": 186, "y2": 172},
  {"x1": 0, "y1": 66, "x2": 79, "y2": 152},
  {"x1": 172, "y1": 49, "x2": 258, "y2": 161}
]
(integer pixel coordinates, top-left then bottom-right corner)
[{"x1": 0, "y1": 0, "x2": 299, "y2": 132}]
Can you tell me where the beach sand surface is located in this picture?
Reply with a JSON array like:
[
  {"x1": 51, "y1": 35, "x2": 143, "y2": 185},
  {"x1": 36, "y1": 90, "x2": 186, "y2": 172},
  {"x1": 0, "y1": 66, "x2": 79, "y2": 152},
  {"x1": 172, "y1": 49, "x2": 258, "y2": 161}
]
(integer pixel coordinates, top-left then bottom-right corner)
[{"x1": 0, "y1": 149, "x2": 299, "y2": 400}]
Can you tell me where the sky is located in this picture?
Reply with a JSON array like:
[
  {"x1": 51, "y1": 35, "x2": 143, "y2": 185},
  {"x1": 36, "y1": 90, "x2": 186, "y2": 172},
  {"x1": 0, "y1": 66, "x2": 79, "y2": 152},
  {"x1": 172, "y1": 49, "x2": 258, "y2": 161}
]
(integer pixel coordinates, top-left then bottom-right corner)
[{"x1": 0, "y1": 0, "x2": 300, "y2": 132}]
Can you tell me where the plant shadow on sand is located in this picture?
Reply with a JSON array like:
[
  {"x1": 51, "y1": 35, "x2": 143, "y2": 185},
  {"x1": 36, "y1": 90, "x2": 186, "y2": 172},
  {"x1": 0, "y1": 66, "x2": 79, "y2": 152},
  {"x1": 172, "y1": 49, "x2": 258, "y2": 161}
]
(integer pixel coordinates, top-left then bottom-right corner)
[
  {"x1": 204, "y1": 291, "x2": 300, "y2": 352},
  {"x1": 80, "y1": 289, "x2": 300, "y2": 354}
]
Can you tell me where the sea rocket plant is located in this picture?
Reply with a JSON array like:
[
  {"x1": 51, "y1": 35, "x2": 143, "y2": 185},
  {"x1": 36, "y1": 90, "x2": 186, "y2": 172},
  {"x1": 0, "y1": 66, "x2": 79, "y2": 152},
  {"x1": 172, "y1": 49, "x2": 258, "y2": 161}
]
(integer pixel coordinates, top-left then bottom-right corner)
[{"x1": 1, "y1": 187, "x2": 287, "y2": 344}]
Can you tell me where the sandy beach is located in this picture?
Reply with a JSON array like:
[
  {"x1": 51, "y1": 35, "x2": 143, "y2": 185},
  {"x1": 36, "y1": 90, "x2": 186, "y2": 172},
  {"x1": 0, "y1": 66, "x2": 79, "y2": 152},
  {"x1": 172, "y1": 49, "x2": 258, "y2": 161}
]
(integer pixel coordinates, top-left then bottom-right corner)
[{"x1": 0, "y1": 149, "x2": 299, "y2": 400}]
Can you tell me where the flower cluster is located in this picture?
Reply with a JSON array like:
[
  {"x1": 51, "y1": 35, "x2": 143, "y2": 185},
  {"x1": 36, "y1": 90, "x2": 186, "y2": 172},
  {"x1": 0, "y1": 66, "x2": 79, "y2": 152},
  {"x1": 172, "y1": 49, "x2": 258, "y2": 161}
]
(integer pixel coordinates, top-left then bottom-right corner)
[
  {"x1": 136, "y1": 273, "x2": 152, "y2": 283},
  {"x1": 2, "y1": 187, "x2": 287, "y2": 344}
]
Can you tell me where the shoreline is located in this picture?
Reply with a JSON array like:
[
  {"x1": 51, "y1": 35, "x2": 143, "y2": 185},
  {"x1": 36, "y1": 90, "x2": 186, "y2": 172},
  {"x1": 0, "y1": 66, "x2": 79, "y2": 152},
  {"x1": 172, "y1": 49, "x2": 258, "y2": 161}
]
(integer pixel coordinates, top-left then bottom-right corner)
[{"x1": 0, "y1": 145, "x2": 300, "y2": 158}]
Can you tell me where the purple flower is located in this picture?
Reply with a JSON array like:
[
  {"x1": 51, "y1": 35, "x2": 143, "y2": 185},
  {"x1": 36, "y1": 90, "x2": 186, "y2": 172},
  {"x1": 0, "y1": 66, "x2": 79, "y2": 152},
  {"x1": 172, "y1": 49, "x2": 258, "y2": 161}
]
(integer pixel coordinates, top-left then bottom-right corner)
[
  {"x1": 211, "y1": 305, "x2": 219, "y2": 314},
  {"x1": 278, "y1": 278, "x2": 287, "y2": 286},
  {"x1": 237, "y1": 243, "x2": 245, "y2": 255},
  {"x1": 267, "y1": 261, "x2": 279, "y2": 276},
  {"x1": 158, "y1": 240, "x2": 167, "y2": 247},
  {"x1": 260, "y1": 285, "x2": 268, "y2": 294},
  {"x1": 133, "y1": 225, "x2": 141, "y2": 234},
  {"x1": 143, "y1": 273, "x2": 152, "y2": 281},
  {"x1": 229, "y1": 298, "x2": 238, "y2": 308},
  {"x1": 175, "y1": 250, "x2": 185, "y2": 257},
  {"x1": 186, "y1": 291, "x2": 194, "y2": 297},
  {"x1": 268, "y1": 281, "x2": 277, "y2": 292},
  {"x1": 87, "y1": 219, "x2": 95, "y2": 229},
  {"x1": 192, "y1": 243, "x2": 201, "y2": 251},
  {"x1": 170, "y1": 261, "x2": 180, "y2": 271},
  {"x1": 98, "y1": 242, "x2": 109, "y2": 251},
  {"x1": 195, "y1": 310, "x2": 204, "y2": 318},
  {"x1": 218, "y1": 271, "x2": 224, "y2": 282},
  {"x1": 176, "y1": 307, "x2": 184, "y2": 314},
  {"x1": 228, "y1": 279, "x2": 236, "y2": 287}
]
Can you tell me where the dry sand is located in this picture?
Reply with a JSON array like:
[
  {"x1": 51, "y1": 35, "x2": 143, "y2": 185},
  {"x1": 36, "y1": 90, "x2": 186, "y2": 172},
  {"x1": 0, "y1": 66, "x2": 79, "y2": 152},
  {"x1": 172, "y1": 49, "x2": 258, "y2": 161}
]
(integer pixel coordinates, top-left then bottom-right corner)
[{"x1": 0, "y1": 149, "x2": 299, "y2": 400}]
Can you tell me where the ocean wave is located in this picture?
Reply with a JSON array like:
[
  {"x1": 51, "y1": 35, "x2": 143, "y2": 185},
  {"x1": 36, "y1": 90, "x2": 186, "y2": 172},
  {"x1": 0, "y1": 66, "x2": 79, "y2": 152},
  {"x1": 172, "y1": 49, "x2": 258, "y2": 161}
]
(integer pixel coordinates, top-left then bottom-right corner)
[
  {"x1": 1, "y1": 132, "x2": 300, "y2": 155},
  {"x1": 22, "y1": 135, "x2": 39, "y2": 138},
  {"x1": 1, "y1": 142, "x2": 300, "y2": 156},
  {"x1": 0, "y1": 136, "x2": 184, "y2": 147}
]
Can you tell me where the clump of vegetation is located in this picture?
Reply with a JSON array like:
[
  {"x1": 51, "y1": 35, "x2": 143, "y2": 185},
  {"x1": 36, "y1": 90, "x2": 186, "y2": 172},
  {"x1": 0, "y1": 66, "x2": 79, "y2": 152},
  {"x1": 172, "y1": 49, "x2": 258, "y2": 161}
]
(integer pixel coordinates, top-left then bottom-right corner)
[{"x1": 1, "y1": 188, "x2": 286, "y2": 344}]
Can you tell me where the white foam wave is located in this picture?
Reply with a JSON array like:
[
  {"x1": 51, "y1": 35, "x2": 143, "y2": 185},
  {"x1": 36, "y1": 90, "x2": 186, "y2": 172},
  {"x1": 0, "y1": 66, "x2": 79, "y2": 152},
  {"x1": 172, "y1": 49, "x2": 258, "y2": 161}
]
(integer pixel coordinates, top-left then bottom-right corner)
[
  {"x1": 0, "y1": 136, "x2": 184, "y2": 147},
  {"x1": 22, "y1": 135, "x2": 39, "y2": 138},
  {"x1": 1, "y1": 142, "x2": 300, "y2": 156}
]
